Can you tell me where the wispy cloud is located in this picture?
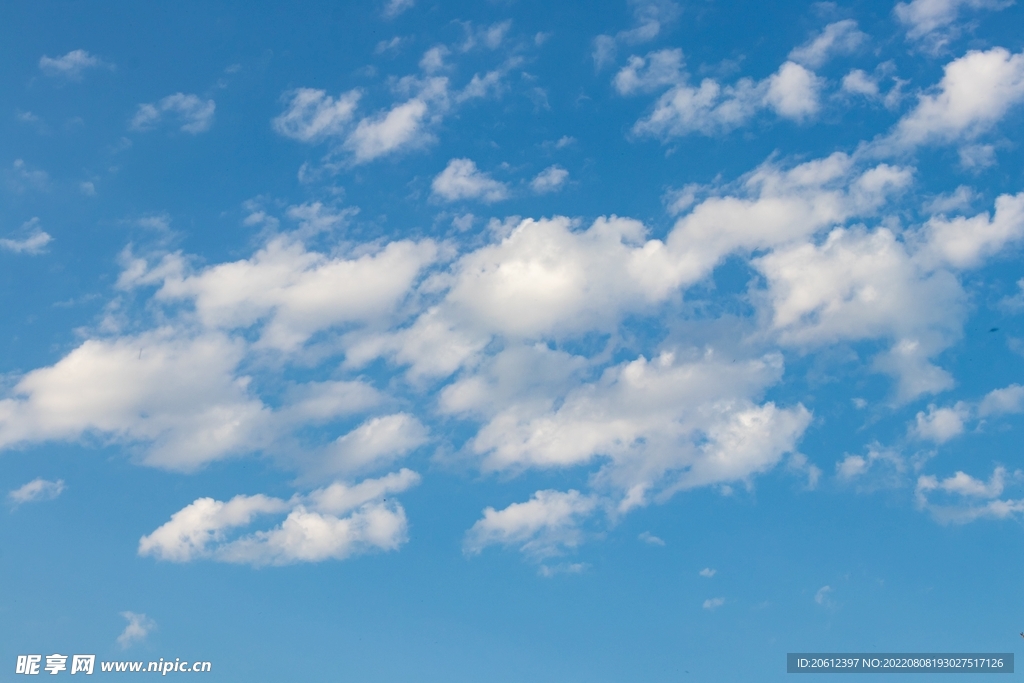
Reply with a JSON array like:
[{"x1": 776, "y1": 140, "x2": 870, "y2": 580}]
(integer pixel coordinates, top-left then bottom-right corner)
[
  {"x1": 8, "y1": 478, "x2": 65, "y2": 507},
  {"x1": 117, "y1": 612, "x2": 156, "y2": 648}
]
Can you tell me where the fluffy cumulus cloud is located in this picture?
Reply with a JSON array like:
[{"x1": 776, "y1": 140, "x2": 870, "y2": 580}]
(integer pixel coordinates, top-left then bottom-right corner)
[
  {"x1": 629, "y1": 58, "x2": 823, "y2": 138},
  {"x1": 530, "y1": 165, "x2": 569, "y2": 193},
  {"x1": 452, "y1": 348, "x2": 811, "y2": 509},
  {"x1": 0, "y1": 211, "x2": 442, "y2": 473},
  {"x1": 887, "y1": 48, "x2": 1024, "y2": 148},
  {"x1": 8, "y1": 20, "x2": 1024, "y2": 568},
  {"x1": 343, "y1": 77, "x2": 449, "y2": 163},
  {"x1": 139, "y1": 470, "x2": 419, "y2": 565},
  {"x1": 131, "y1": 93, "x2": 216, "y2": 134},
  {"x1": 0, "y1": 330, "x2": 269, "y2": 470},
  {"x1": 431, "y1": 158, "x2": 509, "y2": 203}
]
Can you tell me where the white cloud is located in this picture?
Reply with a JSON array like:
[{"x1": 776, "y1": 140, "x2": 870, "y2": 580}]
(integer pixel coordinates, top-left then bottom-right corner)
[
  {"x1": 923, "y1": 185, "x2": 979, "y2": 214},
  {"x1": 895, "y1": 0, "x2": 1011, "y2": 50},
  {"x1": 613, "y1": 48, "x2": 684, "y2": 95},
  {"x1": 272, "y1": 88, "x2": 361, "y2": 142},
  {"x1": 39, "y1": 50, "x2": 102, "y2": 79},
  {"x1": 632, "y1": 76, "x2": 765, "y2": 137},
  {"x1": 456, "y1": 20, "x2": 513, "y2": 53},
  {"x1": 375, "y1": 36, "x2": 404, "y2": 54},
  {"x1": 638, "y1": 531, "x2": 665, "y2": 545},
  {"x1": 482, "y1": 20, "x2": 512, "y2": 50},
  {"x1": 8, "y1": 478, "x2": 65, "y2": 507},
  {"x1": 139, "y1": 470, "x2": 419, "y2": 565},
  {"x1": 835, "y1": 443, "x2": 905, "y2": 484},
  {"x1": 841, "y1": 69, "x2": 880, "y2": 97},
  {"x1": 464, "y1": 350, "x2": 809, "y2": 505},
  {"x1": 383, "y1": 0, "x2": 414, "y2": 18},
  {"x1": 530, "y1": 165, "x2": 569, "y2": 194},
  {"x1": 911, "y1": 403, "x2": 969, "y2": 442},
  {"x1": 0, "y1": 330, "x2": 270, "y2": 471},
  {"x1": 917, "y1": 192, "x2": 1024, "y2": 269},
  {"x1": 754, "y1": 226, "x2": 962, "y2": 346},
  {"x1": 745, "y1": 172, "x2": 1024, "y2": 402},
  {"x1": 138, "y1": 493, "x2": 288, "y2": 562},
  {"x1": 464, "y1": 489, "x2": 598, "y2": 558},
  {"x1": 632, "y1": 60, "x2": 822, "y2": 138},
  {"x1": 836, "y1": 454, "x2": 869, "y2": 479},
  {"x1": 419, "y1": 46, "x2": 449, "y2": 74},
  {"x1": 6, "y1": 159, "x2": 49, "y2": 193},
  {"x1": 344, "y1": 95, "x2": 432, "y2": 163},
  {"x1": 699, "y1": 567, "x2": 716, "y2": 577},
  {"x1": 431, "y1": 158, "x2": 509, "y2": 203},
  {"x1": 814, "y1": 585, "x2": 833, "y2": 606},
  {"x1": 915, "y1": 467, "x2": 1024, "y2": 523},
  {"x1": 789, "y1": 20, "x2": 868, "y2": 68},
  {"x1": 764, "y1": 62, "x2": 824, "y2": 121},
  {"x1": 888, "y1": 48, "x2": 1024, "y2": 148},
  {"x1": 958, "y1": 143, "x2": 997, "y2": 169},
  {"x1": 979, "y1": 384, "x2": 1024, "y2": 416},
  {"x1": 117, "y1": 612, "x2": 156, "y2": 648},
  {"x1": 304, "y1": 469, "x2": 420, "y2": 515},
  {"x1": 593, "y1": 0, "x2": 681, "y2": 68},
  {"x1": 131, "y1": 93, "x2": 216, "y2": 134},
  {"x1": 138, "y1": 233, "x2": 438, "y2": 353},
  {"x1": 922, "y1": 467, "x2": 1006, "y2": 497},
  {"x1": 703, "y1": 597, "x2": 725, "y2": 610},
  {"x1": 1, "y1": 217, "x2": 53, "y2": 255},
  {"x1": 317, "y1": 414, "x2": 428, "y2": 476}
]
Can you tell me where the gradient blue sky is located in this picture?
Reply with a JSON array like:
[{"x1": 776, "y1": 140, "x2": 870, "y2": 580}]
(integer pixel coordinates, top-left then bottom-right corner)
[{"x1": 3, "y1": 0, "x2": 1024, "y2": 680}]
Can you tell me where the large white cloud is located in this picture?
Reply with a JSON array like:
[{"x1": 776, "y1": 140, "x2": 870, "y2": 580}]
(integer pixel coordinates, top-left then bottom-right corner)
[
  {"x1": 127, "y1": 233, "x2": 438, "y2": 353},
  {"x1": 0, "y1": 330, "x2": 269, "y2": 470},
  {"x1": 459, "y1": 350, "x2": 810, "y2": 505},
  {"x1": 888, "y1": 48, "x2": 1024, "y2": 148}
]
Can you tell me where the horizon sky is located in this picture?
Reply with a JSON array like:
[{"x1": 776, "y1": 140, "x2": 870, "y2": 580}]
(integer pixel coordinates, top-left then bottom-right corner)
[{"x1": 3, "y1": 0, "x2": 1024, "y2": 680}]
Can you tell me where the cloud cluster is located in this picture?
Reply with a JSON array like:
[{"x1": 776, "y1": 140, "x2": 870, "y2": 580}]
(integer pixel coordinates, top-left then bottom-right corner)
[
  {"x1": 272, "y1": 27, "x2": 525, "y2": 164},
  {"x1": 621, "y1": 49, "x2": 825, "y2": 137},
  {"x1": 10, "y1": 25, "x2": 1024, "y2": 570},
  {"x1": 131, "y1": 93, "x2": 216, "y2": 134},
  {"x1": 139, "y1": 469, "x2": 419, "y2": 565},
  {"x1": 895, "y1": 0, "x2": 1012, "y2": 51}
]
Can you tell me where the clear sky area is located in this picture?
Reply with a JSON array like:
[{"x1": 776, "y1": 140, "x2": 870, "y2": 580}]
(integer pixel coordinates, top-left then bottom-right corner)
[{"x1": 3, "y1": 0, "x2": 1024, "y2": 680}]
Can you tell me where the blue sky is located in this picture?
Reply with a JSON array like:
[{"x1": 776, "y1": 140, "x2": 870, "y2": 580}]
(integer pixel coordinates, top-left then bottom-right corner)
[{"x1": 3, "y1": 0, "x2": 1024, "y2": 680}]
